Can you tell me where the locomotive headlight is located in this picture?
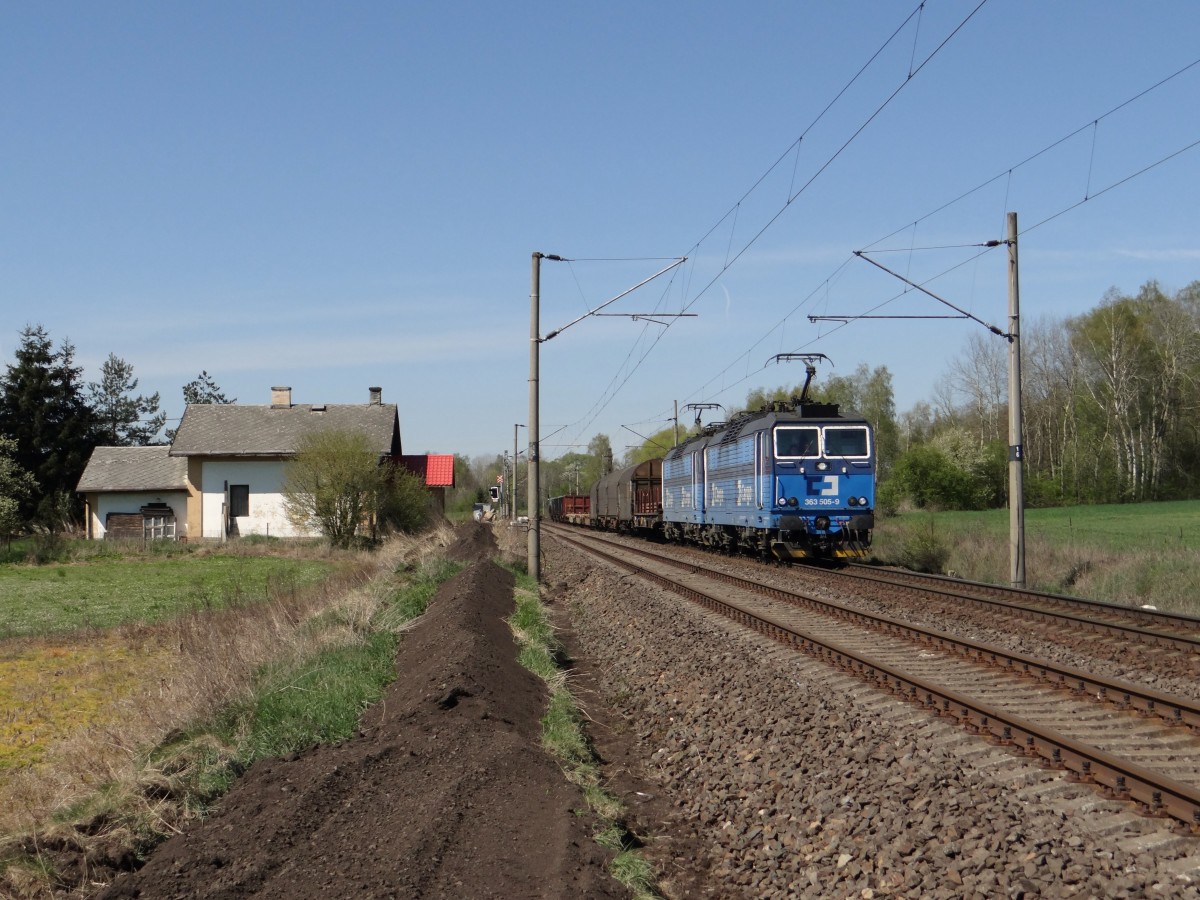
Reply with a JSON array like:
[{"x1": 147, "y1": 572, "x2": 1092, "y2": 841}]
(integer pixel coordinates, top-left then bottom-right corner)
[
  {"x1": 847, "y1": 496, "x2": 859, "y2": 507},
  {"x1": 816, "y1": 461, "x2": 829, "y2": 472},
  {"x1": 777, "y1": 496, "x2": 787, "y2": 506},
  {"x1": 787, "y1": 497, "x2": 798, "y2": 507},
  {"x1": 859, "y1": 496, "x2": 869, "y2": 506}
]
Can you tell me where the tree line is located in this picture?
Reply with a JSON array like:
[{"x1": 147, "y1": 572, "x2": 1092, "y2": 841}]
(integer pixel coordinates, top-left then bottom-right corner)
[
  {"x1": 0, "y1": 323, "x2": 234, "y2": 538},
  {"x1": 894, "y1": 279, "x2": 1200, "y2": 510}
]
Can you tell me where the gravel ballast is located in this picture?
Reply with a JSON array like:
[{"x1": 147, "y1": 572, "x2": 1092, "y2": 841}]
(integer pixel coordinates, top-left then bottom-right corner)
[{"x1": 545, "y1": 536, "x2": 1200, "y2": 899}]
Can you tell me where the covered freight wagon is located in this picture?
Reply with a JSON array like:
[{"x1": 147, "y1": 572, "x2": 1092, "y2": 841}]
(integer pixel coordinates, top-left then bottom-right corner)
[{"x1": 590, "y1": 458, "x2": 662, "y2": 532}]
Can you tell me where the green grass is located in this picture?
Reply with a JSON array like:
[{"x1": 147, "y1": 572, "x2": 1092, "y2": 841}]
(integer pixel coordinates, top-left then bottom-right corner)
[
  {"x1": 379, "y1": 558, "x2": 462, "y2": 627},
  {"x1": 227, "y1": 630, "x2": 400, "y2": 761},
  {"x1": 873, "y1": 499, "x2": 1200, "y2": 613},
  {"x1": 505, "y1": 565, "x2": 660, "y2": 900},
  {"x1": 900, "y1": 499, "x2": 1200, "y2": 553},
  {"x1": 0, "y1": 535, "x2": 200, "y2": 565},
  {"x1": 198, "y1": 559, "x2": 462, "y2": 758},
  {"x1": 196, "y1": 557, "x2": 462, "y2": 777},
  {"x1": 0, "y1": 556, "x2": 334, "y2": 638}
]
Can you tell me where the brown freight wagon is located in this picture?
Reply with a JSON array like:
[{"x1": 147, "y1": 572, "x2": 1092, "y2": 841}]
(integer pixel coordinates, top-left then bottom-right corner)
[
  {"x1": 590, "y1": 458, "x2": 662, "y2": 533},
  {"x1": 548, "y1": 494, "x2": 591, "y2": 525}
]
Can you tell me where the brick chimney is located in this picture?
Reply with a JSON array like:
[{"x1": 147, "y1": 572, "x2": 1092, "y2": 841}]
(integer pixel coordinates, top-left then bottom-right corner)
[
  {"x1": 271, "y1": 386, "x2": 292, "y2": 408},
  {"x1": 369, "y1": 386, "x2": 382, "y2": 405}
]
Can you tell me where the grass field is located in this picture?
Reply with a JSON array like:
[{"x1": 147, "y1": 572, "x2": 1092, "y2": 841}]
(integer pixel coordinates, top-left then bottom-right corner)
[
  {"x1": 0, "y1": 546, "x2": 339, "y2": 781},
  {"x1": 0, "y1": 528, "x2": 456, "y2": 878},
  {"x1": 897, "y1": 500, "x2": 1200, "y2": 553},
  {"x1": 0, "y1": 555, "x2": 335, "y2": 638},
  {"x1": 0, "y1": 636, "x2": 172, "y2": 771},
  {"x1": 872, "y1": 499, "x2": 1200, "y2": 615}
]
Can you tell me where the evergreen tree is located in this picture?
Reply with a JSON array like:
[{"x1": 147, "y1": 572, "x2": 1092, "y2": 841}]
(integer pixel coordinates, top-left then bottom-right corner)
[
  {"x1": 88, "y1": 353, "x2": 167, "y2": 445},
  {"x1": 166, "y1": 370, "x2": 235, "y2": 441},
  {"x1": 0, "y1": 325, "x2": 98, "y2": 524},
  {"x1": 182, "y1": 370, "x2": 235, "y2": 405}
]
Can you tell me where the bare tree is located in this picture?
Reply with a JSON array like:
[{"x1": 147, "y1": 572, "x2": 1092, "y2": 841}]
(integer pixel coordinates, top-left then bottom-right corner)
[{"x1": 945, "y1": 333, "x2": 1007, "y2": 447}]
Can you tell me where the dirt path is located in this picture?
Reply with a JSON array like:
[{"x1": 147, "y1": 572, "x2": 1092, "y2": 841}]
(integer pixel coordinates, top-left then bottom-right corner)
[{"x1": 97, "y1": 525, "x2": 626, "y2": 899}]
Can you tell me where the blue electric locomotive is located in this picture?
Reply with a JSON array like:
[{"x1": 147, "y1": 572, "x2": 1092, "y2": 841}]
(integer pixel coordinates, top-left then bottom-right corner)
[{"x1": 661, "y1": 396, "x2": 874, "y2": 561}]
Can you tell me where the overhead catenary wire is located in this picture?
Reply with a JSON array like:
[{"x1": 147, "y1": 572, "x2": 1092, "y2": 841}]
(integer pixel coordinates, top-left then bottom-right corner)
[
  {"x1": 678, "y1": 0, "x2": 991, "y2": 318},
  {"x1": 553, "y1": 1, "x2": 979, "y2": 452},
  {"x1": 673, "y1": 53, "x2": 1200, "y2": 422},
  {"x1": 551, "y1": 11, "x2": 1200, "y2": 460}
]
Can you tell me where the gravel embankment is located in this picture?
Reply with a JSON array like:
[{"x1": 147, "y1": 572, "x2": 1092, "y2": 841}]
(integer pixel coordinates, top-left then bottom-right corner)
[{"x1": 545, "y1": 537, "x2": 1200, "y2": 899}]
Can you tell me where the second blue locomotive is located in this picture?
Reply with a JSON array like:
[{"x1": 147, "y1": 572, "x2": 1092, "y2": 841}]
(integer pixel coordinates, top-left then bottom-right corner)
[{"x1": 661, "y1": 395, "x2": 874, "y2": 560}]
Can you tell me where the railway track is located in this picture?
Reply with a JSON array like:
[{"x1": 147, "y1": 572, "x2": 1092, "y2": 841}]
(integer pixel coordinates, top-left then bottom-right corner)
[
  {"x1": 598, "y1": 530, "x2": 1200, "y2": 691},
  {"x1": 840, "y1": 562, "x2": 1200, "y2": 657},
  {"x1": 546, "y1": 524, "x2": 1200, "y2": 830}
]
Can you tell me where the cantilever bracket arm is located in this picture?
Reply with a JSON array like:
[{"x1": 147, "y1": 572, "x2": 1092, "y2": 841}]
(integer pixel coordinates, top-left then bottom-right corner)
[
  {"x1": 542, "y1": 257, "x2": 688, "y2": 341},
  {"x1": 853, "y1": 250, "x2": 1008, "y2": 337}
]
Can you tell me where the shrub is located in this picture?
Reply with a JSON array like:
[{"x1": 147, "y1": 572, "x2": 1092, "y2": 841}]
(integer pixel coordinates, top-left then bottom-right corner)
[{"x1": 896, "y1": 516, "x2": 951, "y2": 573}]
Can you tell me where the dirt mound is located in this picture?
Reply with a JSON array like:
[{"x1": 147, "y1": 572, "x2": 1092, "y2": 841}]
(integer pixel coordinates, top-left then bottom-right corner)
[
  {"x1": 97, "y1": 526, "x2": 625, "y2": 899},
  {"x1": 444, "y1": 519, "x2": 497, "y2": 563}
]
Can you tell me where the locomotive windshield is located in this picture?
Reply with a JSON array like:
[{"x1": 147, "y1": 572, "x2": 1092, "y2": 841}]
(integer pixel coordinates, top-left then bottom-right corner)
[
  {"x1": 774, "y1": 427, "x2": 819, "y2": 458},
  {"x1": 774, "y1": 425, "x2": 870, "y2": 459},
  {"x1": 823, "y1": 426, "x2": 870, "y2": 458}
]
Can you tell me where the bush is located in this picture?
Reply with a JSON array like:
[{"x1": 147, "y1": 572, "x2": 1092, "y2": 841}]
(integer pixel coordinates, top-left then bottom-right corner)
[
  {"x1": 889, "y1": 444, "x2": 990, "y2": 511},
  {"x1": 379, "y1": 468, "x2": 431, "y2": 535},
  {"x1": 895, "y1": 516, "x2": 951, "y2": 573},
  {"x1": 874, "y1": 479, "x2": 902, "y2": 517}
]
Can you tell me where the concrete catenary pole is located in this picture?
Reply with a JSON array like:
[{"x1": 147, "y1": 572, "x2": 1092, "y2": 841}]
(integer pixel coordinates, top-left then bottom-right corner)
[
  {"x1": 528, "y1": 252, "x2": 542, "y2": 582},
  {"x1": 1006, "y1": 212, "x2": 1026, "y2": 587}
]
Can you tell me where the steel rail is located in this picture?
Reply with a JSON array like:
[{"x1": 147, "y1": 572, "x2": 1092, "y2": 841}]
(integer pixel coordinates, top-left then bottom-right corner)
[
  {"x1": 840, "y1": 563, "x2": 1200, "y2": 652},
  {"x1": 548, "y1": 525, "x2": 1200, "y2": 733},
  {"x1": 550, "y1": 527, "x2": 1200, "y2": 829}
]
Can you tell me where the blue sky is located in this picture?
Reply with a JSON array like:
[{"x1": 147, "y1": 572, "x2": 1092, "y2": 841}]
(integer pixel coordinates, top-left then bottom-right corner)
[{"x1": 4, "y1": 2, "x2": 1198, "y2": 461}]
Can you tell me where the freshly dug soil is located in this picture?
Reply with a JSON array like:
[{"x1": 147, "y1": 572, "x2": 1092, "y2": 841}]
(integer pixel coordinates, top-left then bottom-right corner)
[{"x1": 97, "y1": 524, "x2": 625, "y2": 899}]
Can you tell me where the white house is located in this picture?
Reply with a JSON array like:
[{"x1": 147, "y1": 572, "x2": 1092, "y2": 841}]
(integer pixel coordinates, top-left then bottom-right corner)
[
  {"x1": 169, "y1": 386, "x2": 399, "y2": 539},
  {"x1": 77, "y1": 386, "x2": 454, "y2": 541},
  {"x1": 77, "y1": 446, "x2": 189, "y2": 540}
]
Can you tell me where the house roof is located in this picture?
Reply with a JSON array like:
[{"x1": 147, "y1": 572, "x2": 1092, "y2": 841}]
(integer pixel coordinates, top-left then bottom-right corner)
[
  {"x1": 425, "y1": 454, "x2": 455, "y2": 487},
  {"x1": 77, "y1": 446, "x2": 189, "y2": 493},
  {"x1": 169, "y1": 403, "x2": 401, "y2": 457},
  {"x1": 401, "y1": 454, "x2": 455, "y2": 487}
]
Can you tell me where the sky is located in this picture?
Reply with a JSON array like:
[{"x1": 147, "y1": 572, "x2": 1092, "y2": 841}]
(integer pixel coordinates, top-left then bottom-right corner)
[{"x1": 4, "y1": 2, "x2": 1199, "y2": 462}]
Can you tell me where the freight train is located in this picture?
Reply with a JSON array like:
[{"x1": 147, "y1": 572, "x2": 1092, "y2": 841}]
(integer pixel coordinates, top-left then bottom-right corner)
[
  {"x1": 548, "y1": 389, "x2": 875, "y2": 561},
  {"x1": 547, "y1": 458, "x2": 662, "y2": 530}
]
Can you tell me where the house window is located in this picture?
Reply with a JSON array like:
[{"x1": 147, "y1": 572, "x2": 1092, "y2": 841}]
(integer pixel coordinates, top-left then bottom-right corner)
[
  {"x1": 229, "y1": 485, "x2": 250, "y2": 518},
  {"x1": 143, "y1": 514, "x2": 176, "y2": 541}
]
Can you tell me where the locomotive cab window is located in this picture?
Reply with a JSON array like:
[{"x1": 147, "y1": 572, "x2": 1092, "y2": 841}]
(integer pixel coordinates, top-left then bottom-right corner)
[
  {"x1": 774, "y1": 427, "x2": 819, "y2": 459},
  {"x1": 822, "y1": 426, "x2": 870, "y2": 459}
]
